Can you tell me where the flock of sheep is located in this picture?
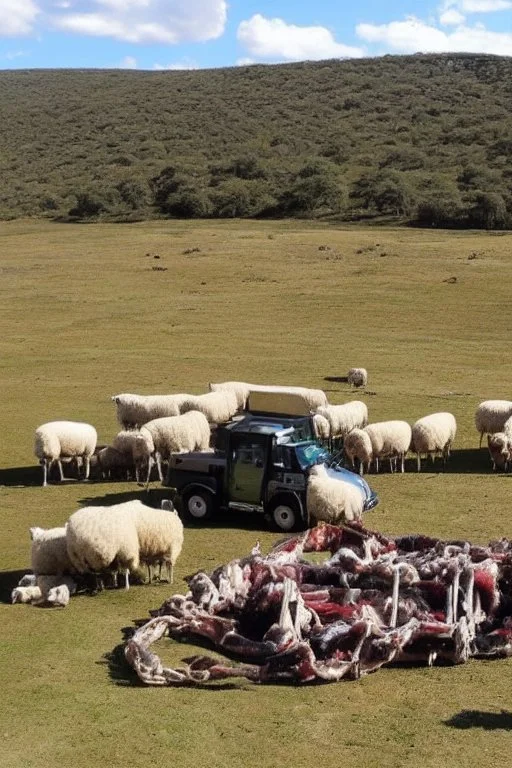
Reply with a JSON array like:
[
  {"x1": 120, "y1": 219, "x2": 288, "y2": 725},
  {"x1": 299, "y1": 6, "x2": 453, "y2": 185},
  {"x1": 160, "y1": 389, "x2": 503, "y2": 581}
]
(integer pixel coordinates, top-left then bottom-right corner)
[{"x1": 19, "y1": 371, "x2": 512, "y2": 609}]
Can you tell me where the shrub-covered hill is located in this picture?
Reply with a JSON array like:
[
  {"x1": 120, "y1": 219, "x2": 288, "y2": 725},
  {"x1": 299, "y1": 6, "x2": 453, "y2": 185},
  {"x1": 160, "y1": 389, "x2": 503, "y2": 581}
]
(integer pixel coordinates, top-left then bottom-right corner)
[{"x1": 1, "y1": 53, "x2": 512, "y2": 227}]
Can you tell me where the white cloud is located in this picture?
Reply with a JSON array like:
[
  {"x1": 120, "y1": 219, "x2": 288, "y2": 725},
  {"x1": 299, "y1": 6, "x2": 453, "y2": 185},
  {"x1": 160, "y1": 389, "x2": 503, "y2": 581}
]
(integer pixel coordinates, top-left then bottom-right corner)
[
  {"x1": 459, "y1": 0, "x2": 512, "y2": 11},
  {"x1": 153, "y1": 57, "x2": 198, "y2": 69},
  {"x1": 117, "y1": 54, "x2": 137, "y2": 68},
  {"x1": 53, "y1": 0, "x2": 227, "y2": 43},
  {"x1": 237, "y1": 14, "x2": 364, "y2": 62},
  {"x1": 236, "y1": 57, "x2": 257, "y2": 66},
  {"x1": 439, "y1": 9, "x2": 466, "y2": 24},
  {"x1": 357, "y1": 15, "x2": 512, "y2": 55},
  {"x1": 0, "y1": 0, "x2": 40, "y2": 36},
  {"x1": 3, "y1": 49, "x2": 29, "y2": 59}
]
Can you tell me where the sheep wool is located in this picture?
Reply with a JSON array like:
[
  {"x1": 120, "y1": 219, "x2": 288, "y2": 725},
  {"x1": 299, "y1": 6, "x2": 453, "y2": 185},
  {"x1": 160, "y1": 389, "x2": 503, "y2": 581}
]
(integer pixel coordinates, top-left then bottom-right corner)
[
  {"x1": 343, "y1": 428, "x2": 373, "y2": 475},
  {"x1": 487, "y1": 432, "x2": 512, "y2": 471},
  {"x1": 209, "y1": 382, "x2": 329, "y2": 411},
  {"x1": 111, "y1": 393, "x2": 192, "y2": 429},
  {"x1": 180, "y1": 390, "x2": 238, "y2": 424},
  {"x1": 364, "y1": 420, "x2": 412, "y2": 474},
  {"x1": 30, "y1": 526, "x2": 74, "y2": 575},
  {"x1": 411, "y1": 412, "x2": 457, "y2": 472},
  {"x1": 133, "y1": 500, "x2": 184, "y2": 584},
  {"x1": 306, "y1": 464, "x2": 364, "y2": 524},
  {"x1": 209, "y1": 381, "x2": 251, "y2": 410},
  {"x1": 66, "y1": 502, "x2": 140, "y2": 589},
  {"x1": 34, "y1": 421, "x2": 97, "y2": 487},
  {"x1": 475, "y1": 400, "x2": 512, "y2": 447},
  {"x1": 315, "y1": 401, "x2": 368, "y2": 439},
  {"x1": 312, "y1": 413, "x2": 331, "y2": 441},
  {"x1": 347, "y1": 368, "x2": 368, "y2": 388}
]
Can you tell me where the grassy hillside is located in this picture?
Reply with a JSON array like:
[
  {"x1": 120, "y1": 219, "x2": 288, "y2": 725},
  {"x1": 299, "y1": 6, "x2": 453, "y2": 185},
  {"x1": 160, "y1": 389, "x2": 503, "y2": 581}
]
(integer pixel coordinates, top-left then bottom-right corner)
[
  {"x1": 2, "y1": 220, "x2": 512, "y2": 767},
  {"x1": 0, "y1": 54, "x2": 511, "y2": 225}
]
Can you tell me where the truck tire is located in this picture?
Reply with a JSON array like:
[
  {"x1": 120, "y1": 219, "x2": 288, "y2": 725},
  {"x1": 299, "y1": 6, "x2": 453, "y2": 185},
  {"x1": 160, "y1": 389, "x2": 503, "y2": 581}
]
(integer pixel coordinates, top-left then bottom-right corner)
[
  {"x1": 181, "y1": 488, "x2": 214, "y2": 524},
  {"x1": 269, "y1": 499, "x2": 300, "y2": 532}
]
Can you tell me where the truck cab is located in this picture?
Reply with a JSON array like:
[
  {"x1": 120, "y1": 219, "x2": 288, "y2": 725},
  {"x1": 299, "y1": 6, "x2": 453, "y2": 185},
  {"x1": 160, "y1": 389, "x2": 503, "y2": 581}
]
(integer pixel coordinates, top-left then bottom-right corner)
[{"x1": 165, "y1": 410, "x2": 378, "y2": 532}]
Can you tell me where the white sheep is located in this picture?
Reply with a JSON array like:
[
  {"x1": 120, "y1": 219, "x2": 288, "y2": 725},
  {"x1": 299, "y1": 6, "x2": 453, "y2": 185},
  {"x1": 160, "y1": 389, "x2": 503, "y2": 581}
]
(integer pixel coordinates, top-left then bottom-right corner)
[
  {"x1": 12, "y1": 585, "x2": 42, "y2": 604},
  {"x1": 312, "y1": 413, "x2": 331, "y2": 441},
  {"x1": 66, "y1": 502, "x2": 140, "y2": 590},
  {"x1": 30, "y1": 526, "x2": 74, "y2": 575},
  {"x1": 306, "y1": 463, "x2": 364, "y2": 524},
  {"x1": 487, "y1": 430, "x2": 512, "y2": 471},
  {"x1": 134, "y1": 411, "x2": 211, "y2": 486},
  {"x1": 315, "y1": 401, "x2": 368, "y2": 440},
  {"x1": 411, "y1": 412, "x2": 457, "y2": 472},
  {"x1": 34, "y1": 421, "x2": 97, "y2": 487},
  {"x1": 363, "y1": 420, "x2": 412, "y2": 473},
  {"x1": 208, "y1": 381, "x2": 251, "y2": 410},
  {"x1": 134, "y1": 499, "x2": 184, "y2": 584},
  {"x1": 96, "y1": 446, "x2": 135, "y2": 481},
  {"x1": 347, "y1": 368, "x2": 368, "y2": 389},
  {"x1": 343, "y1": 428, "x2": 373, "y2": 475},
  {"x1": 475, "y1": 400, "x2": 512, "y2": 447},
  {"x1": 111, "y1": 393, "x2": 192, "y2": 429},
  {"x1": 181, "y1": 390, "x2": 239, "y2": 424}
]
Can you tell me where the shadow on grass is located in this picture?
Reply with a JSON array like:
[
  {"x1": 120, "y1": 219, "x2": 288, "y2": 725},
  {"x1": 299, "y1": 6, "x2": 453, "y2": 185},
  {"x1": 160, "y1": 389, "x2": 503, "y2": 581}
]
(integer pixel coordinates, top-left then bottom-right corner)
[
  {"x1": 444, "y1": 710, "x2": 512, "y2": 730},
  {"x1": 0, "y1": 569, "x2": 31, "y2": 603},
  {"x1": 323, "y1": 376, "x2": 349, "y2": 384},
  {"x1": 78, "y1": 489, "x2": 271, "y2": 532},
  {"x1": 0, "y1": 465, "x2": 42, "y2": 487}
]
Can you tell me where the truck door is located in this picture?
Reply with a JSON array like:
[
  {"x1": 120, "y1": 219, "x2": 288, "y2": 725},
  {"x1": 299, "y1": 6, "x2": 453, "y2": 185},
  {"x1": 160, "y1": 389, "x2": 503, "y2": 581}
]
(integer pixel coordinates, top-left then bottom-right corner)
[{"x1": 229, "y1": 436, "x2": 266, "y2": 505}]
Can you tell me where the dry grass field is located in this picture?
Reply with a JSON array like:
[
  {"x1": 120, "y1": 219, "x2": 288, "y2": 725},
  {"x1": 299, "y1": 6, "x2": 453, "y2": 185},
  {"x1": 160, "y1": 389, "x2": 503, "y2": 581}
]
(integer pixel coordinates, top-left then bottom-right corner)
[{"x1": 1, "y1": 219, "x2": 512, "y2": 768}]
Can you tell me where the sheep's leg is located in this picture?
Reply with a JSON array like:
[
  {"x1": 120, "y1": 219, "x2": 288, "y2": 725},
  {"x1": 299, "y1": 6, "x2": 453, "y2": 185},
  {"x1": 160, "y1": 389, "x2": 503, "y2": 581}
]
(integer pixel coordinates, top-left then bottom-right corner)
[
  {"x1": 155, "y1": 453, "x2": 164, "y2": 482},
  {"x1": 57, "y1": 460, "x2": 65, "y2": 482},
  {"x1": 479, "y1": 432, "x2": 483, "y2": 448},
  {"x1": 169, "y1": 562, "x2": 174, "y2": 585},
  {"x1": 416, "y1": 452, "x2": 421, "y2": 472},
  {"x1": 375, "y1": 457, "x2": 379, "y2": 473},
  {"x1": 124, "y1": 569, "x2": 130, "y2": 590},
  {"x1": 359, "y1": 462, "x2": 364, "y2": 476},
  {"x1": 389, "y1": 458, "x2": 394, "y2": 474},
  {"x1": 42, "y1": 460, "x2": 48, "y2": 487},
  {"x1": 401, "y1": 453, "x2": 405, "y2": 473},
  {"x1": 147, "y1": 563, "x2": 152, "y2": 583},
  {"x1": 83, "y1": 455, "x2": 90, "y2": 480},
  {"x1": 144, "y1": 456, "x2": 154, "y2": 490}
]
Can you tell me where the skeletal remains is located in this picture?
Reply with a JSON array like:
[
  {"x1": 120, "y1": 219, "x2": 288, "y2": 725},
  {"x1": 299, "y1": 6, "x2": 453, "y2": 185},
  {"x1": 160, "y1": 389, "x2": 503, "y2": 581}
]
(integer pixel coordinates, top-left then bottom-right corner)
[{"x1": 124, "y1": 522, "x2": 512, "y2": 686}]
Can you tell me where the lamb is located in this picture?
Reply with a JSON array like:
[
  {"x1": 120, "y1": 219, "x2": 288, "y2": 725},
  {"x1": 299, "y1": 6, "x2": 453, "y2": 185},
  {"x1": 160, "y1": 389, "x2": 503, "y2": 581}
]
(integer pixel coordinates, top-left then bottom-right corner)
[
  {"x1": 347, "y1": 368, "x2": 368, "y2": 389},
  {"x1": 209, "y1": 382, "x2": 328, "y2": 411},
  {"x1": 487, "y1": 428, "x2": 512, "y2": 471},
  {"x1": 411, "y1": 412, "x2": 457, "y2": 472},
  {"x1": 181, "y1": 390, "x2": 239, "y2": 424},
  {"x1": 66, "y1": 502, "x2": 141, "y2": 590},
  {"x1": 34, "y1": 421, "x2": 97, "y2": 487},
  {"x1": 134, "y1": 411, "x2": 211, "y2": 486},
  {"x1": 134, "y1": 499, "x2": 184, "y2": 584},
  {"x1": 475, "y1": 400, "x2": 512, "y2": 447},
  {"x1": 363, "y1": 420, "x2": 412, "y2": 474},
  {"x1": 111, "y1": 393, "x2": 192, "y2": 429},
  {"x1": 30, "y1": 526, "x2": 74, "y2": 575},
  {"x1": 315, "y1": 401, "x2": 368, "y2": 440},
  {"x1": 306, "y1": 463, "x2": 364, "y2": 524}
]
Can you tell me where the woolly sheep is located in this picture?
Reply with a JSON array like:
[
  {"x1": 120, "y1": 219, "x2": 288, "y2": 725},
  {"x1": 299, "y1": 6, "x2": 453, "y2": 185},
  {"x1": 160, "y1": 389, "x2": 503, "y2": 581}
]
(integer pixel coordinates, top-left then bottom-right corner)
[
  {"x1": 411, "y1": 412, "x2": 457, "y2": 472},
  {"x1": 315, "y1": 401, "x2": 368, "y2": 439},
  {"x1": 312, "y1": 413, "x2": 331, "y2": 441},
  {"x1": 134, "y1": 499, "x2": 184, "y2": 584},
  {"x1": 343, "y1": 429, "x2": 373, "y2": 475},
  {"x1": 111, "y1": 393, "x2": 192, "y2": 429},
  {"x1": 181, "y1": 390, "x2": 238, "y2": 424},
  {"x1": 475, "y1": 400, "x2": 512, "y2": 447},
  {"x1": 134, "y1": 411, "x2": 211, "y2": 486},
  {"x1": 306, "y1": 463, "x2": 364, "y2": 524},
  {"x1": 34, "y1": 421, "x2": 97, "y2": 487},
  {"x1": 209, "y1": 382, "x2": 328, "y2": 411},
  {"x1": 347, "y1": 368, "x2": 368, "y2": 389},
  {"x1": 66, "y1": 502, "x2": 141, "y2": 590},
  {"x1": 30, "y1": 526, "x2": 74, "y2": 575},
  {"x1": 96, "y1": 446, "x2": 135, "y2": 481},
  {"x1": 487, "y1": 431, "x2": 512, "y2": 471},
  {"x1": 363, "y1": 420, "x2": 412, "y2": 474}
]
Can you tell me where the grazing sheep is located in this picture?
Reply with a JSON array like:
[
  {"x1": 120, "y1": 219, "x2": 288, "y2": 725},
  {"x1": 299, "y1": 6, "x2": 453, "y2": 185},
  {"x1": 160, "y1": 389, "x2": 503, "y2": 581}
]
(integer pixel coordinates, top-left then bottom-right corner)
[
  {"x1": 411, "y1": 412, "x2": 457, "y2": 472},
  {"x1": 134, "y1": 499, "x2": 184, "y2": 584},
  {"x1": 315, "y1": 401, "x2": 368, "y2": 440},
  {"x1": 181, "y1": 390, "x2": 239, "y2": 424},
  {"x1": 347, "y1": 368, "x2": 368, "y2": 389},
  {"x1": 209, "y1": 382, "x2": 328, "y2": 411},
  {"x1": 66, "y1": 503, "x2": 141, "y2": 590},
  {"x1": 312, "y1": 413, "x2": 331, "y2": 441},
  {"x1": 343, "y1": 428, "x2": 373, "y2": 475},
  {"x1": 30, "y1": 526, "x2": 74, "y2": 576},
  {"x1": 111, "y1": 393, "x2": 192, "y2": 429},
  {"x1": 475, "y1": 400, "x2": 512, "y2": 447},
  {"x1": 96, "y1": 446, "x2": 135, "y2": 481},
  {"x1": 306, "y1": 463, "x2": 364, "y2": 524},
  {"x1": 135, "y1": 411, "x2": 211, "y2": 486},
  {"x1": 34, "y1": 421, "x2": 97, "y2": 487},
  {"x1": 363, "y1": 421, "x2": 412, "y2": 473},
  {"x1": 487, "y1": 431, "x2": 512, "y2": 471}
]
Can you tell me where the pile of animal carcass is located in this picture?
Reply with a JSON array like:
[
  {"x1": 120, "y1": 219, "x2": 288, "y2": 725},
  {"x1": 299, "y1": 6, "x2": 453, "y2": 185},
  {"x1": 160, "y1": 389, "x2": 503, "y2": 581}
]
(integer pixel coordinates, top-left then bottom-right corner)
[{"x1": 124, "y1": 521, "x2": 512, "y2": 686}]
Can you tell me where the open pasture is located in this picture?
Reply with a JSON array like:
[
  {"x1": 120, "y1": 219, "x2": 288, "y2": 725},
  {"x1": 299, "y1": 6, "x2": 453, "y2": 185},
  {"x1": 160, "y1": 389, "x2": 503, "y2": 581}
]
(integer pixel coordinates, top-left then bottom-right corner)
[{"x1": 1, "y1": 219, "x2": 512, "y2": 767}]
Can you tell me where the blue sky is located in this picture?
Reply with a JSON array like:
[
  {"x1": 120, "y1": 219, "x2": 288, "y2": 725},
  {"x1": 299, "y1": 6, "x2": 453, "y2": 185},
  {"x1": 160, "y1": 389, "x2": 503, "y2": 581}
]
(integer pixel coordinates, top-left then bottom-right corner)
[{"x1": 0, "y1": 0, "x2": 511, "y2": 70}]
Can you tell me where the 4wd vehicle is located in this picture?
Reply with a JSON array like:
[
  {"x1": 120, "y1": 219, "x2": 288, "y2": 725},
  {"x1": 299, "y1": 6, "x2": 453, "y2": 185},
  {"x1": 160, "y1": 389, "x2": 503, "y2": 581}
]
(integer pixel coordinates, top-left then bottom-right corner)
[{"x1": 164, "y1": 410, "x2": 378, "y2": 532}]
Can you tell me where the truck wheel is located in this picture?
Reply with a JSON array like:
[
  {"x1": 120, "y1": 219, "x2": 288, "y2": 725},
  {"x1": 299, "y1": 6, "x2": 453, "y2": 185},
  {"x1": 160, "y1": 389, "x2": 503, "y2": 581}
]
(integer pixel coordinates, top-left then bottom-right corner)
[
  {"x1": 270, "y1": 501, "x2": 299, "y2": 532},
  {"x1": 182, "y1": 489, "x2": 214, "y2": 523}
]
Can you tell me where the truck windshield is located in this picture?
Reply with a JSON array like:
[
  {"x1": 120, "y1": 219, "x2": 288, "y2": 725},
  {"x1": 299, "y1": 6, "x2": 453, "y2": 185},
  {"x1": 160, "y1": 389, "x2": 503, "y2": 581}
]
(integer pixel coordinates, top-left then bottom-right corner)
[{"x1": 294, "y1": 443, "x2": 329, "y2": 469}]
